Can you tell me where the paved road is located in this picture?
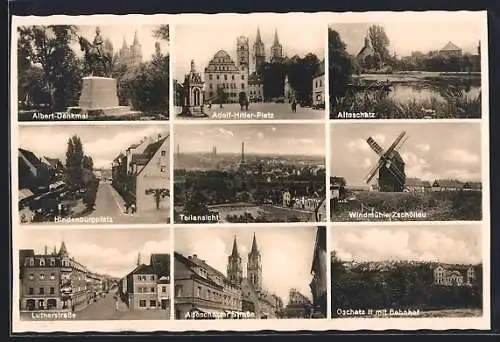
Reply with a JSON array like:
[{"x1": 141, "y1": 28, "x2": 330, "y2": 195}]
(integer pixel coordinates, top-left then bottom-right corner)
[
  {"x1": 89, "y1": 182, "x2": 168, "y2": 224},
  {"x1": 90, "y1": 182, "x2": 125, "y2": 219},
  {"x1": 174, "y1": 103, "x2": 325, "y2": 120}
]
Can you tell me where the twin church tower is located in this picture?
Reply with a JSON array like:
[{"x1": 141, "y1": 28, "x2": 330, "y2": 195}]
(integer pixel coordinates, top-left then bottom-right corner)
[
  {"x1": 227, "y1": 233, "x2": 262, "y2": 292},
  {"x1": 236, "y1": 28, "x2": 285, "y2": 74}
]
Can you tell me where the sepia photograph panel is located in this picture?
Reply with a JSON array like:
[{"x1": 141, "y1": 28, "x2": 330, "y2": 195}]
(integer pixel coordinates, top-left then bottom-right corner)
[
  {"x1": 173, "y1": 23, "x2": 325, "y2": 120},
  {"x1": 16, "y1": 24, "x2": 169, "y2": 121},
  {"x1": 174, "y1": 123, "x2": 326, "y2": 224},
  {"x1": 17, "y1": 228, "x2": 171, "y2": 321},
  {"x1": 331, "y1": 225, "x2": 483, "y2": 318},
  {"x1": 174, "y1": 226, "x2": 327, "y2": 320},
  {"x1": 328, "y1": 18, "x2": 482, "y2": 119},
  {"x1": 18, "y1": 125, "x2": 170, "y2": 225},
  {"x1": 330, "y1": 122, "x2": 482, "y2": 222}
]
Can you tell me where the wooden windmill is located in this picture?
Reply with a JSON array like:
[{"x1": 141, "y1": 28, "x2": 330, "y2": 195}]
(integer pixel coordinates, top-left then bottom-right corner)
[{"x1": 365, "y1": 131, "x2": 408, "y2": 192}]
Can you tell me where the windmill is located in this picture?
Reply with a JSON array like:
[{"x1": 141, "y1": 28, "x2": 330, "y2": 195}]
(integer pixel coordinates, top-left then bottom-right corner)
[{"x1": 365, "y1": 131, "x2": 408, "y2": 192}]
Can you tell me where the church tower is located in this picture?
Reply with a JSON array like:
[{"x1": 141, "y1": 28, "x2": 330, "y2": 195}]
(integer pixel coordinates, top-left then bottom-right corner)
[
  {"x1": 253, "y1": 27, "x2": 266, "y2": 73},
  {"x1": 270, "y1": 29, "x2": 283, "y2": 63},
  {"x1": 237, "y1": 36, "x2": 250, "y2": 73},
  {"x1": 129, "y1": 30, "x2": 143, "y2": 66},
  {"x1": 247, "y1": 233, "x2": 262, "y2": 292},
  {"x1": 227, "y1": 236, "x2": 243, "y2": 284}
]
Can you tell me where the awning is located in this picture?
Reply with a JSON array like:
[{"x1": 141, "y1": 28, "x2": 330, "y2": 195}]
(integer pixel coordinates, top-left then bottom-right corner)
[{"x1": 19, "y1": 189, "x2": 34, "y2": 201}]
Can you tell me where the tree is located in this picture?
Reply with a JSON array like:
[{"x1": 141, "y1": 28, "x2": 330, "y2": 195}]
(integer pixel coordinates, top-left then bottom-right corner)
[
  {"x1": 17, "y1": 25, "x2": 82, "y2": 111},
  {"x1": 65, "y1": 135, "x2": 85, "y2": 187},
  {"x1": 368, "y1": 25, "x2": 390, "y2": 68},
  {"x1": 328, "y1": 28, "x2": 354, "y2": 105},
  {"x1": 261, "y1": 62, "x2": 287, "y2": 100},
  {"x1": 287, "y1": 53, "x2": 321, "y2": 104},
  {"x1": 153, "y1": 25, "x2": 169, "y2": 42}
]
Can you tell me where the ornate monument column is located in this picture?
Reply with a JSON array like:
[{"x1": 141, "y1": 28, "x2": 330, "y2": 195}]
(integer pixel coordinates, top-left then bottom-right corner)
[{"x1": 178, "y1": 60, "x2": 208, "y2": 117}]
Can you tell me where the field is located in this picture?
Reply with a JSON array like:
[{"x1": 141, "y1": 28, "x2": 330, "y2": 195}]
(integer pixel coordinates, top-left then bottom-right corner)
[
  {"x1": 211, "y1": 203, "x2": 316, "y2": 223},
  {"x1": 417, "y1": 308, "x2": 482, "y2": 318},
  {"x1": 331, "y1": 190, "x2": 482, "y2": 221}
]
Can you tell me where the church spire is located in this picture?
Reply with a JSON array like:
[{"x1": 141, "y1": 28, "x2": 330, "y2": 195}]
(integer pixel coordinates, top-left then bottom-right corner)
[
  {"x1": 137, "y1": 252, "x2": 141, "y2": 266},
  {"x1": 133, "y1": 30, "x2": 139, "y2": 45},
  {"x1": 58, "y1": 241, "x2": 68, "y2": 256},
  {"x1": 250, "y1": 233, "x2": 259, "y2": 255},
  {"x1": 273, "y1": 29, "x2": 279, "y2": 45},
  {"x1": 122, "y1": 35, "x2": 128, "y2": 49},
  {"x1": 256, "y1": 27, "x2": 263, "y2": 43},
  {"x1": 231, "y1": 235, "x2": 239, "y2": 257}
]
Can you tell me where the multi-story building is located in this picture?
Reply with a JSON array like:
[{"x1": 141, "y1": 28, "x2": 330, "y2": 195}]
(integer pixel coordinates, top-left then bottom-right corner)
[
  {"x1": 18, "y1": 148, "x2": 55, "y2": 194},
  {"x1": 19, "y1": 242, "x2": 89, "y2": 311},
  {"x1": 434, "y1": 265, "x2": 476, "y2": 287},
  {"x1": 174, "y1": 252, "x2": 243, "y2": 319},
  {"x1": 284, "y1": 289, "x2": 313, "y2": 318},
  {"x1": 312, "y1": 60, "x2": 325, "y2": 108},
  {"x1": 111, "y1": 134, "x2": 170, "y2": 215},
  {"x1": 125, "y1": 253, "x2": 170, "y2": 312}
]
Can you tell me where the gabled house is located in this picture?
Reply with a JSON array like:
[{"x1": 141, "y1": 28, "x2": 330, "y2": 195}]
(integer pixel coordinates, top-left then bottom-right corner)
[
  {"x1": 432, "y1": 179, "x2": 464, "y2": 191},
  {"x1": 18, "y1": 148, "x2": 55, "y2": 194}
]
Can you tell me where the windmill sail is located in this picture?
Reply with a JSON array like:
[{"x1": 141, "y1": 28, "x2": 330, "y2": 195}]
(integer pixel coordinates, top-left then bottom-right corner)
[
  {"x1": 385, "y1": 131, "x2": 406, "y2": 155},
  {"x1": 365, "y1": 158, "x2": 383, "y2": 183},
  {"x1": 366, "y1": 137, "x2": 384, "y2": 156}
]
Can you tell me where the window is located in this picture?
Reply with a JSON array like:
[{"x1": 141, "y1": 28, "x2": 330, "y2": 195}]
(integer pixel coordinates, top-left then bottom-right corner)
[
  {"x1": 50, "y1": 258, "x2": 55, "y2": 266},
  {"x1": 29, "y1": 274, "x2": 34, "y2": 280},
  {"x1": 139, "y1": 300, "x2": 146, "y2": 307},
  {"x1": 209, "y1": 84, "x2": 213, "y2": 89},
  {"x1": 216, "y1": 75, "x2": 219, "y2": 80},
  {"x1": 150, "y1": 287, "x2": 155, "y2": 293},
  {"x1": 39, "y1": 288, "x2": 44, "y2": 295},
  {"x1": 207, "y1": 290, "x2": 211, "y2": 300},
  {"x1": 50, "y1": 273, "x2": 55, "y2": 280},
  {"x1": 39, "y1": 274, "x2": 45, "y2": 280},
  {"x1": 196, "y1": 286, "x2": 201, "y2": 297},
  {"x1": 209, "y1": 74, "x2": 212, "y2": 80},
  {"x1": 39, "y1": 258, "x2": 45, "y2": 266},
  {"x1": 160, "y1": 151, "x2": 166, "y2": 157},
  {"x1": 241, "y1": 83, "x2": 245, "y2": 89},
  {"x1": 175, "y1": 285, "x2": 183, "y2": 297},
  {"x1": 29, "y1": 288, "x2": 34, "y2": 295},
  {"x1": 49, "y1": 287, "x2": 55, "y2": 295},
  {"x1": 62, "y1": 259, "x2": 69, "y2": 267},
  {"x1": 162, "y1": 286, "x2": 167, "y2": 293},
  {"x1": 28, "y1": 258, "x2": 34, "y2": 266},
  {"x1": 224, "y1": 75, "x2": 227, "y2": 81},
  {"x1": 150, "y1": 300, "x2": 156, "y2": 307},
  {"x1": 232, "y1": 75, "x2": 235, "y2": 80},
  {"x1": 241, "y1": 75, "x2": 245, "y2": 80},
  {"x1": 161, "y1": 166, "x2": 166, "y2": 172}
]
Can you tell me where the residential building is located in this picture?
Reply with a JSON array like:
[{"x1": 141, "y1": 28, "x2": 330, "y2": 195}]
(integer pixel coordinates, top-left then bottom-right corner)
[
  {"x1": 19, "y1": 242, "x2": 89, "y2": 311},
  {"x1": 284, "y1": 289, "x2": 312, "y2": 318},
  {"x1": 174, "y1": 252, "x2": 243, "y2": 319},
  {"x1": 439, "y1": 41, "x2": 462, "y2": 57},
  {"x1": 18, "y1": 148, "x2": 54, "y2": 194},
  {"x1": 312, "y1": 60, "x2": 325, "y2": 108},
  {"x1": 405, "y1": 178, "x2": 432, "y2": 192},
  {"x1": 112, "y1": 134, "x2": 170, "y2": 214},
  {"x1": 432, "y1": 179, "x2": 465, "y2": 191},
  {"x1": 434, "y1": 265, "x2": 476, "y2": 287}
]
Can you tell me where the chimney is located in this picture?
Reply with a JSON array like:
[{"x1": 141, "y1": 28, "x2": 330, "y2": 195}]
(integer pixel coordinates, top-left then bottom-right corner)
[
  {"x1": 193, "y1": 254, "x2": 198, "y2": 259},
  {"x1": 188, "y1": 256, "x2": 192, "y2": 259},
  {"x1": 158, "y1": 133, "x2": 162, "y2": 141},
  {"x1": 44, "y1": 246, "x2": 47, "y2": 255}
]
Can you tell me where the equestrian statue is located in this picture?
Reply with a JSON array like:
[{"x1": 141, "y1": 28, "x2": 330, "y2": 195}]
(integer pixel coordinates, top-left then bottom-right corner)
[{"x1": 78, "y1": 26, "x2": 113, "y2": 77}]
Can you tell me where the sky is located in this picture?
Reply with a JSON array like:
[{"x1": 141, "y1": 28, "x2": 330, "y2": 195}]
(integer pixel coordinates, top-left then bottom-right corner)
[
  {"x1": 174, "y1": 123, "x2": 325, "y2": 156},
  {"x1": 331, "y1": 225, "x2": 481, "y2": 265},
  {"x1": 19, "y1": 125, "x2": 169, "y2": 169},
  {"x1": 329, "y1": 21, "x2": 481, "y2": 57},
  {"x1": 72, "y1": 25, "x2": 169, "y2": 61},
  {"x1": 17, "y1": 229, "x2": 171, "y2": 278},
  {"x1": 330, "y1": 122, "x2": 481, "y2": 186},
  {"x1": 174, "y1": 23, "x2": 325, "y2": 79},
  {"x1": 175, "y1": 226, "x2": 322, "y2": 305}
]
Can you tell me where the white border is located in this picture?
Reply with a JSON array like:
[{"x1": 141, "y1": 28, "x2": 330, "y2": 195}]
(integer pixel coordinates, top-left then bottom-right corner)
[{"x1": 10, "y1": 10, "x2": 490, "y2": 333}]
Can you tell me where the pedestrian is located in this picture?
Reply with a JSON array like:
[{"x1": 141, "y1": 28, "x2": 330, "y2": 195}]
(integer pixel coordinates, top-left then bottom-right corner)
[
  {"x1": 124, "y1": 202, "x2": 129, "y2": 214},
  {"x1": 208, "y1": 100, "x2": 212, "y2": 110},
  {"x1": 131, "y1": 203, "x2": 136, "y2": 214},
  {"x1": 245, "y1": 99, "x2": 249, "y2": 111}
]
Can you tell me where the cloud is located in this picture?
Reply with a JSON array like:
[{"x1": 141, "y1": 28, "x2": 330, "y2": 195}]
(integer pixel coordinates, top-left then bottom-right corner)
[
  {"x1": 219, "y1": 127, "x2": 234, "y2": 137},
  {"x1": 443, "y1": 169, "x2": 481, "y2": 181},
  {"x1": 372, "y1": 134, "x2": 386, "y2": 145},
  {"x1": 401, "y1": 152, "x2": 436, "y2": 181},
  {"x1": 443, "y1": 149, "x2": 480, "y2": 164},
  {"x1": 332, "y1": 226, "x2": 481, "y2": 264},
  {"x1": 346, "y1": 139, "x2": 370, "y2": 153},
  {"x1": 362, "y1": 157, "x2": 373, "y2": 169},
  {"x1": 416, "y1": 144, "x2": 431, "y2": 152}
]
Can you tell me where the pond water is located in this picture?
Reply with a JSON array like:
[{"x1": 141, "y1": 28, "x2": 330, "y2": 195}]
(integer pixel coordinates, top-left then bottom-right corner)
[{"x1": 353, "y1": 74, "x2": 481, "y2": 104}]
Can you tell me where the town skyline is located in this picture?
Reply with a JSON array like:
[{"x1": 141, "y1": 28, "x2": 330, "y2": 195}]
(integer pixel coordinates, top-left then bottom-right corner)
[
  {"x1": 174, "y1": 124, "x2": 325, "y2": 156},
  {"x1": 17, "y1": 229, "x2": 171, "y2": 278},
  {"x1": 175, "y1": 226, "x2": 320, "y2": 305},
  {"x1": 19, "y1": 125, "x2": 169, "y2": 169},
  {"x1": 174, "y1": 23, "x2": 324, "y2": 79},
  {"x1": 329, "y1": 20, "x2": 481, "y2": 57},
  {"x1": 330, "y1": 122, "x2": 482, "y2": 186},
  {"x1": 331, "y1": 225, "x2": 481, "y2": 265},
  {"x1": 72, "y1": 25, "x2": 169, "y2": 62}
]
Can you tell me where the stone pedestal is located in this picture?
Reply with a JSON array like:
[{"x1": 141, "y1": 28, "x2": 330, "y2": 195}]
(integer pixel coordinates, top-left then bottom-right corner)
[{"x1": 67, "y1": 76, "x2": 134, "y2": 118}]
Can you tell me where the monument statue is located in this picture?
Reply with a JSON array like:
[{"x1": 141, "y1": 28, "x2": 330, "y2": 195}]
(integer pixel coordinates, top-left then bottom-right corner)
[
  {"x1": 68, "y1": 26, "x2": 132, "y2": 118},
  {"x1": 78, "y1": 26, "x2": 113, "y2": 77}
]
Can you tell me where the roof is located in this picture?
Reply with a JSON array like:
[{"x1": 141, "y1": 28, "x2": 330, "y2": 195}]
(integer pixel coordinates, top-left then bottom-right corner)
[
  {"x1": 19, "y1": 148, "x2": 48, "y2": 173},
  {"x1": 175, "y1": 252, "x2": 234, "y2": 287},
  {"x1": 440, "y1": 41, "x2": 461, "y2": 51},
  {"x1": 433, "y1": 179, "x2": 464, "y2": 188},
  {"x1": 130, "y1": 136, "x2": 168, "y2": 173},
  {"x1": 43, "y1": 156, "x2": 62, "y2": 168},
  {"x1": 129, "y1": 263, "x2": 155, "y2": 275},
  {"x1": 249, "y1": 233, "x2": 259, "y2": 256},
  {"x1": 150, "y1": 253, "x2": 170, "y2": 277},
  {"x1": 405, "y1": 178, "x2": 424, "y2": 187},
  {"x1": 464, "y1": 181, "x2": 482, "y2": 190},
  {"x1": 19, "y1": 188, "x2": 34, "y2": 201},
  {"x1": 314, "y1": 60, "x2": 325, "y2": 77},
  {"x1": 214, "y1": 50, "x2": 231, "y2": 59}
]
